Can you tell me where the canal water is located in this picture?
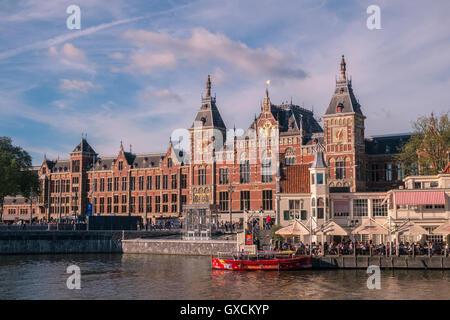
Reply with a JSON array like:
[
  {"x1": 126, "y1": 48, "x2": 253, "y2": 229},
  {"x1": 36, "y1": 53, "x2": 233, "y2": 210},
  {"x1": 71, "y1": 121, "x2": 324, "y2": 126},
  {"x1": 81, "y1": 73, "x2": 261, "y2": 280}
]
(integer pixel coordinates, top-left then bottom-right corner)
[{"x1": 0, "y1": 254, "x2": 449, "y2": 300}]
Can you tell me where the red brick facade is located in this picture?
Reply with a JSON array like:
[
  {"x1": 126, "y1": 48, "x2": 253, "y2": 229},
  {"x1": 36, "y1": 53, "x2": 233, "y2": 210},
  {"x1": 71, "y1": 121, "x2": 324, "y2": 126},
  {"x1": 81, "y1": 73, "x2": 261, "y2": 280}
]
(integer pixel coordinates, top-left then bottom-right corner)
[{"x1": 3, "y1": 57, "x2": 411, "y2": 223}]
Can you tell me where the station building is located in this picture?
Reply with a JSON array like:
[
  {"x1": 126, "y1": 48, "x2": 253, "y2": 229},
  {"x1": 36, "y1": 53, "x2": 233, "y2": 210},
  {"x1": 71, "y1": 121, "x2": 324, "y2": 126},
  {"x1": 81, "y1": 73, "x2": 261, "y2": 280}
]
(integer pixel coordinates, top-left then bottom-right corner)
[{"x1": 2, "y1": 56, "x2": 449, "y2": 239}]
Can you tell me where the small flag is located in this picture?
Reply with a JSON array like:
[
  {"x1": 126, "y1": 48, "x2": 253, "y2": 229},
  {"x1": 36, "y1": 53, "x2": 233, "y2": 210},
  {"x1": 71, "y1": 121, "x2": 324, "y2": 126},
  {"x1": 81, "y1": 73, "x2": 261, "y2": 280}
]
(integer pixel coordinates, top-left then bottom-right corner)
[{"x1": 266, "y1": 80, "x2": 270, "y2": 85}]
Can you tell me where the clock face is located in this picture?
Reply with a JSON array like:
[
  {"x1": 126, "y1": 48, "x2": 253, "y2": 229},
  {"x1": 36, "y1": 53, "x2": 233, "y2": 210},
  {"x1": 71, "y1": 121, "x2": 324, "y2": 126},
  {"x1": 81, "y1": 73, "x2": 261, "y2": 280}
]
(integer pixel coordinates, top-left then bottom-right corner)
[
  {"x1": 261, "y1": 121, "x2": 272, "y2": 137},
  {"x1": 332, "y1": 127, "x2": 347, "y2": 143}
]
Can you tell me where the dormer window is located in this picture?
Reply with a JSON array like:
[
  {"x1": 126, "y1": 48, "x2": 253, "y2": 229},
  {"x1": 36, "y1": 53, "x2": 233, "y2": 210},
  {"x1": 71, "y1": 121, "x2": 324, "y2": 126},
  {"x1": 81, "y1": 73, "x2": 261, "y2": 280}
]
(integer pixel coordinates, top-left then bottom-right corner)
[
  {"x1": 118, "y1": 161, "x2": 123, "y2": 170},
  {"x1": 200, "y1": 117, "x2": 206, "y2": 125},
  {"x1": 168, "y1": 158, "x2": 172, "y2": 168},
  {"x1": 339, "y1": 88, "x2": 344, "y2": 94},
  {"x1": 336, "y1": 103, "x2": 344, "y2": 113}
]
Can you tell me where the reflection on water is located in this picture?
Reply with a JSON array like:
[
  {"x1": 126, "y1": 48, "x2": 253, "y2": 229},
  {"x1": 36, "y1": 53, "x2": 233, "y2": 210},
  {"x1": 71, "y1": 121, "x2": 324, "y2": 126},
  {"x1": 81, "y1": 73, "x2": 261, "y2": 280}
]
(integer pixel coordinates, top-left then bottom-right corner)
[{"x1": 0, "y1": 254, "x2": 448, "y2": 300}]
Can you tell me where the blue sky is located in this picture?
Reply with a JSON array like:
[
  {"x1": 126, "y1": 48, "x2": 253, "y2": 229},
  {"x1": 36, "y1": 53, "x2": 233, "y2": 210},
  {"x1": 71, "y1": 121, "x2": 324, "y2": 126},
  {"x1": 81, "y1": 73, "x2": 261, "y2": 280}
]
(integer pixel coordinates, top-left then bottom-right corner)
[{"x1": 1, "y1": 0, "x2": 449, "y2": 165}]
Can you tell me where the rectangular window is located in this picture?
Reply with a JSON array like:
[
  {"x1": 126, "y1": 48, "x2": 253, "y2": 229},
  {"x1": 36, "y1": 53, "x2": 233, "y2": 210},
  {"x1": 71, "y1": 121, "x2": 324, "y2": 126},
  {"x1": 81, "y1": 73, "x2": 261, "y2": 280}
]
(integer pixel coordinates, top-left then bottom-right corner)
[
  {"x1": 114, "y1": 177, "x2": 119, "y2": 191},
  {"x1": 181, "y1": 174, "x2": 187, "y2": 189},
  {"x1": 240, "y1": 161, "x2": 250, "y2": 183},
  {"x1": 107, "y1": 178, "x2": 112, "y2": 192},
  {"x1": 262, "y1": 190, "x2": 273, "y2": 210},
  {"x1": 171, "y1": 204, "x2": 177, "y2": 213},
  {"x1": 300, "y1": 210, "x2": 307, "y2": 220},
  {"x1": 385, "y1": 163, "x2": 392, "y2": 181},
  {"x1": 138, "y1": 196, "x2": 144, "y2": 213},
  {"x1": 138, "y1": 176, "x2": 144, "y2": 191},
  {"x1": 198, "y1": 168, "x2": 206, "y2": 185},
  {"x1": 397, "y1": 164, "x2": 405, "y2": 181},
  {"x1": 171, "y1": 194, "x2": 177, "y2": 203},
  {"x1": 155, "y1": 196, "x2": 161, "y2": 213},
  {"x1": 240, "y1": 191, "x2": 250, "y2": 211},
  {"x1": 336, "y1": 161, "x2": 345, "y2": 179},
  {"x1": 99, "y1": 197, "x2": 105, "y2": 213},
  {"x1": 163, "y1": 175, "x2": 168, "y2": 189},
  {"x1": 261, "y1": 160, "x2": 273, "y2": 183},
  {"x1": 121, "y1": 177, "x2": 127, "y2": 191},
  {"x1": 146, "y1": 196, "x2": 152, "y2": 213},
  {"x1": 155, "y1": 176, "x2": 161, "y2": 190},
  {"x1": 333, "y1": 200, "x2": 350, "y2": 217},
  {"x1": 146, "y1": 176, "x2": 152, "y2": 190},
  {"x1": 130, "y1": 176, "x2": 136, "y2": 191},
  {"x1": 283, "y1": 210, "x2": 293, "y2": 221},
  {"x1": 100, "y1": 178, "x2": 105, "y2": 192},
  {"x1": 353, "y1": 199, "x2": 368, "y2": 216},
  {"x1": 163, "y1": 194, "x2": 169, "y2": 203},
  {"x1": 71, "y1": 160, "x2": 80, "y2": 172},
  {"x1": 107, "y1": 197, "x2": 112, "y2": 213},
  {"x1": 373, "y1": 199, "x2": 387, "y2": 216},
  {"x1": 316, "y1": 173, "x2": 324, "y2": 184},
  {"x1": 219, "y1": 168, "x2": 229, "y2": 185},
  {"x1": 171, "y1": 174, "x2": 177, "y2": 189},
  {"x1": 118, "y1": 161, "x2": 123, "y2": 170},
  {"x1": 130, "y1": 196, "x2": 135, "y2": 213},
  {"x1": 219, "y1": 191, "x2": 229, "y2": 211}
]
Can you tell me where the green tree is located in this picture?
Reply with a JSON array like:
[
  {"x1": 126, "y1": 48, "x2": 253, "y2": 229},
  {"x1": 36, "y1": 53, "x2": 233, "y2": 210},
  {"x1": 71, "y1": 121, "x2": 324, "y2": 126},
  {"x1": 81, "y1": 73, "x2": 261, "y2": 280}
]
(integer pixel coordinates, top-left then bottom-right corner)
[
  {"x1": 398, "y1": 113, "x2": 450, "y2": 175},
  {"x1": 0, "y1": 137, "x2": 40, "y2": 221}
]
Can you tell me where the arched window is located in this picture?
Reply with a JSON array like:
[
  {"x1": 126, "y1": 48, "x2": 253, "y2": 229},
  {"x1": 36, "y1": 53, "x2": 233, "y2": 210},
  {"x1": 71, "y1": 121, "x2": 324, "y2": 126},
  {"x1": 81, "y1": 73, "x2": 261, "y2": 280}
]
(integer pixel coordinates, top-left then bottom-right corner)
[
  {"x1": 284, "y1": 147, "x2": 296, "y2": 165},
  {"x1": 317, "y1": 197, "x2": 325, "y2": 219}
]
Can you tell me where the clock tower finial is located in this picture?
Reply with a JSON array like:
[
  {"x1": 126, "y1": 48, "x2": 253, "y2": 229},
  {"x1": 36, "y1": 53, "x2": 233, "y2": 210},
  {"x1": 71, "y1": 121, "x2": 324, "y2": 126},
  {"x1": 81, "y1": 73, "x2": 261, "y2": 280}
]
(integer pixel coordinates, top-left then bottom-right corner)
[
  {"x1": 340, "y1": 55, "x2": 346, "y2": 81},
  {"x1": 206, "y1": 74, "x2": 211, "y2": 98}
]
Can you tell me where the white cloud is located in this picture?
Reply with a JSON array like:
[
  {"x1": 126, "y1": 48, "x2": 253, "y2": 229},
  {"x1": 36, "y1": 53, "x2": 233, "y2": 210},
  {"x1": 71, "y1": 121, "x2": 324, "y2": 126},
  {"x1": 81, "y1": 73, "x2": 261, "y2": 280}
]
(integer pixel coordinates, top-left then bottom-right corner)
[
  {"x1": 125, "y1": 51, "x2": 177, "y2": 74},
  {"x1": 48, "y1": 43, "x2": 95, "y2": 73},
  {"x1": 122, "y1": 28, "x2": 307, "y2": 79},
  {"x1": 59, "y1": 79, "x2": 98, "y2": 93}
]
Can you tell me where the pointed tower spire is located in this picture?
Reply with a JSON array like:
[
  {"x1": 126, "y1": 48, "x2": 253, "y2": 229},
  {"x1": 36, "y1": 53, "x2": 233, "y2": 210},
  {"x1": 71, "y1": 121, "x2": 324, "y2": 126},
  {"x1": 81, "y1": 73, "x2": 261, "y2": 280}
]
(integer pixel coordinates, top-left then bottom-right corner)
[
  {"x1": 206, "y1": 74, "x2": 211, "y2": 97},
  {"x1": 340, "y1": 55, "x2": 346, "y2": 81},
  {"x1": 120, "y1": 140, "x2": 124, "y2": 152},
  {"x1": 263, "y1": 87, "x2": 271, "y2": 113}
]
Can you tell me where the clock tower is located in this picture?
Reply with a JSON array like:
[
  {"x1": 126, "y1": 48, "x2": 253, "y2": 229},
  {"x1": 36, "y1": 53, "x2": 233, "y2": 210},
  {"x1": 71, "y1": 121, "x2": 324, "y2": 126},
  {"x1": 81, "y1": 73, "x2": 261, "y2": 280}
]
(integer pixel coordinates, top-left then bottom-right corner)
[{"x1": 322, "y1": 55, "x2": 366, "y2": 192}]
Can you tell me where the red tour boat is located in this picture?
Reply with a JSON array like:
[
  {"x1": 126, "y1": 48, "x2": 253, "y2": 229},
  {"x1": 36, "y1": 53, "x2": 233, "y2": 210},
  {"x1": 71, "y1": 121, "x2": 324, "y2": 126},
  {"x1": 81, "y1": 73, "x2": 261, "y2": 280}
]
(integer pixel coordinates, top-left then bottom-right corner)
[{"x1": 211, "y1": 251, "x2": 312, "y2": 271}]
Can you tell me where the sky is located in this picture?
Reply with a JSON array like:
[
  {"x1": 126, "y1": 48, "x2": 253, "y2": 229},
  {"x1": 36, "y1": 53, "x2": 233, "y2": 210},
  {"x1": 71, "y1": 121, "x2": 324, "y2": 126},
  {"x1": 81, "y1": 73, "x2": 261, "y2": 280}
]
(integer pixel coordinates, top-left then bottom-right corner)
[{"x1": 0, "y1": 0, "x2": 449, "y2": 165}]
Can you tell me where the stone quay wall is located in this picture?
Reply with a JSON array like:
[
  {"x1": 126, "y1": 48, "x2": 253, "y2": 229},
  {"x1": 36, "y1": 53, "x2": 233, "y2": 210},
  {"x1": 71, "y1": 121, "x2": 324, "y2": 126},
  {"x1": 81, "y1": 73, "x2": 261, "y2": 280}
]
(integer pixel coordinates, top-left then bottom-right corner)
[
  {"x1": 0, "y1": 230, "x2": 180, "y2": 254},
  {"x1": 313, "y1": 255, "x2": 450, "y2": 269},
  {"x1": 122, "y1": 239, "x2": 237, "y2": 256}
]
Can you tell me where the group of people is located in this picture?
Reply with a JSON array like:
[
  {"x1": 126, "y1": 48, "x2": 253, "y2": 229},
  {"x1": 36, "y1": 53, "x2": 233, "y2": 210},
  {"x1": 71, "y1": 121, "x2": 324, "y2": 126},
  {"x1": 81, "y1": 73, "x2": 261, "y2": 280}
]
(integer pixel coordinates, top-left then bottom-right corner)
[
  {"x1": 278, "y1": 239, "x2": 449, "y2": 257},
  {"x1": 144, "y1": 220, "x2": 181, "y2": 230},
  {"x1": 212, "y1": 221, "x2": 242, "y2": 233}
]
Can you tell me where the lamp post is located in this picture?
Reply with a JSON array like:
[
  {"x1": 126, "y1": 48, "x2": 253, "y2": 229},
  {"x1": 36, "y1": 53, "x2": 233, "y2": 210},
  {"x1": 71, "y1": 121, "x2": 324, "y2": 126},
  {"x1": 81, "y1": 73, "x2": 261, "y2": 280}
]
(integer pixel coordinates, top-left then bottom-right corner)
[
  {"x1": 227, "y1": 182, "x2": 235, "y2": 227},
  {"x1": 29, "y1": 188, "x2": 33, "y2": 225}
]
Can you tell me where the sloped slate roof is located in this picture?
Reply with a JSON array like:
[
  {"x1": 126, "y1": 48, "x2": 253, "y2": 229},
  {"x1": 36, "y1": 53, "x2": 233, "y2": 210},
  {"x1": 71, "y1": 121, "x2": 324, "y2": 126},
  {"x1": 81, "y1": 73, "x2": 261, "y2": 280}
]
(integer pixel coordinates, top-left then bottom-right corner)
[
  {"x1": 312, "y1": 151, "x2": 327, "y2": 168},
  {"x1": 191, "y1": 97, "x2": 226, "y2": 129},
  {"x1": 72, "y1": 138, "x2": 96, "y2": 154},
  {"x1": 92, "y1": 153, "x2": 165, "y2": 171},
  {"x1": 271, "y1": 103, "x2": 323, "y2": 134},
  {"x1": 325, "y1": 80, "x2": 363, "y2": 116},
  {"x1": 51, "y1": 160, "x2": 70, "y2": 172},
  {"x1": 365, "y1": 133, "x2": 411, "y2": 155}
]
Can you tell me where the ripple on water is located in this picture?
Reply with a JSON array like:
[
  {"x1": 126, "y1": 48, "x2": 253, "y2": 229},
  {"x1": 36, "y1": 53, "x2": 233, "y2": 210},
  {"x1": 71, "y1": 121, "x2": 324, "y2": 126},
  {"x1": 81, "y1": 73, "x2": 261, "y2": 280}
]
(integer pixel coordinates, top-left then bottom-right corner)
[{"x1": 0, "y1": 254, "x2": 449, "y2": 299}]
